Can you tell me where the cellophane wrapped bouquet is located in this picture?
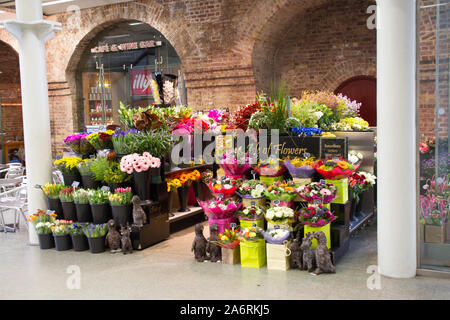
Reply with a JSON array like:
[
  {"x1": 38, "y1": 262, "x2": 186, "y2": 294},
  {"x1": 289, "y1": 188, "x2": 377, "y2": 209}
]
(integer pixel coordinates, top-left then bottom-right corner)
[
  {"x1": 315, "y1": 157, "x2": 359, "y2": 180},
  {"x1": 296, "y1": 181, "x2": 337, "y2": 204},
  {"x1": 296, "y1": 204, "x2": 336, "y2": 227},
  {"x1": 197, "y1": 198, "x2": 241, "y2": 219},
  {"x1": 206, "y1": 176, "x2": 238, "y2": 199},
  {"x1": 284, "y1": 157, "x2": 316, "y2": 178}
]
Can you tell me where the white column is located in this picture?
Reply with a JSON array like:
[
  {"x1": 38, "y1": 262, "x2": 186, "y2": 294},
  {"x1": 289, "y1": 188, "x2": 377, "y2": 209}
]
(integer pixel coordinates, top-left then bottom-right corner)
[
  {"x1": 377, "y1": 0, "x2": 417, "y2": 278},
  {"x1": 1, "y1": 0, "x2": 61, "y2": 245}
]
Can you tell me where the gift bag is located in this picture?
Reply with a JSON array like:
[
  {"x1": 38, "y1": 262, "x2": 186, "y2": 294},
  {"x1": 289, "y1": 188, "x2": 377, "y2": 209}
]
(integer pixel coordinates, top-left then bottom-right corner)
[
  {"x1": 326, "y1": 178, "x2": 348, "y2": 204},
  {"x1": 259, "y1": 175, "x2": 283, "y2": 185},
  {"x1": 266, "y1": 241, "x2": 291, "y2": 271},
  {"x1": 239, "y1": 217, "x2": 265, "y2": 229},
  {"x1": 209, "y1": 216, "x2": 236, "y2": 235},
  {"x1": 241, "y1": 196, "x2": 266, "y2": 208},
  {"x1": 270, "y1": 199, "x2": 294, "y2": 209},
  {"x1": 222, "y1": 247, "x2": 240, "y2": 265},
  {"x1": 292, "y1": 178, "x2": 312, "y2": 187},
  {"x1": 304, "y1": 223, "x2": 331, "y2": 249},
  {"x1": 240, "y1": 239, "x2": 266, "y2": 268}
]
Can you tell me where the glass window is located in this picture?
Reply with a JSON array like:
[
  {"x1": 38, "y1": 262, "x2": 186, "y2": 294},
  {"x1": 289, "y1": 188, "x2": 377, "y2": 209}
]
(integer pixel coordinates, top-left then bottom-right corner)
[
  {"x1": 418, "y1": 0, "x2": 449, "y2": 271},
  {"x1": 77, "y1": 21, "x2": 183, "y2": 130}
]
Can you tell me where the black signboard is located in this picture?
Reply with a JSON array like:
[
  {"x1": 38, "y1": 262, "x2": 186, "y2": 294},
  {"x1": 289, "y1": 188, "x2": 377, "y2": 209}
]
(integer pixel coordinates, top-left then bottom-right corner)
[{"x1": 320, "y1": 137, "x2": 348, "y2": 159}]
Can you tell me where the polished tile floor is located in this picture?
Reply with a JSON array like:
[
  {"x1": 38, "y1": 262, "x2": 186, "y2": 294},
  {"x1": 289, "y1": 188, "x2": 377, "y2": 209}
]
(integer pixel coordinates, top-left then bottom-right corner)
[{"x1": 0, "y1": 219, "x2": 449, "y2": 300}]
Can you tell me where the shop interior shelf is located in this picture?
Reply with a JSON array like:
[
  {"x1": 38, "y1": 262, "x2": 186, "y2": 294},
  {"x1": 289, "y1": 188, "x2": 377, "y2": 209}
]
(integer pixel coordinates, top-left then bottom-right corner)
[
  {"x1": 349, "y1": 208, "x2": 376, "y2": 234},
  {"x1": 169, "y1": 206, "x2": 203, "y2": 223}
]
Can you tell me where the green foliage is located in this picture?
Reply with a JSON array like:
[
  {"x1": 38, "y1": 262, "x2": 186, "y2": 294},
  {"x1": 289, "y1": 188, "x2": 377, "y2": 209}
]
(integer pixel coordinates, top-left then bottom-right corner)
[
  {"x1": 127, "y1": 129, "x2": 173, "y2": 158},
  {"x1": 90, "y1": 157, "x2": 113, "y2": 183},
  {"x1": 104, "y1": 163, "x2": 131, "y2": 183},
  {"x1": 87, "y1": 188, "x2": 110, "y2": 204}
]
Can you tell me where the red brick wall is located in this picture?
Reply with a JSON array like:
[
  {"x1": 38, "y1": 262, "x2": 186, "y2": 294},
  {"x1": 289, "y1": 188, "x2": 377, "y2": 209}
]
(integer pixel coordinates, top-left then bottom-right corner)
[{"x1": 0, "y1": 41, "x2": 23, "y2": 142}]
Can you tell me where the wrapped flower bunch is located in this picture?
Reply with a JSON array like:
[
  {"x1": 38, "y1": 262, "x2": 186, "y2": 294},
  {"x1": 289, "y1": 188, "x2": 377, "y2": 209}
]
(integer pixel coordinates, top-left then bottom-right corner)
[
  {"x1": 238, "y1": 205, "x2": 264, "y2": 221},
  {"x1": 236, "y1": 180, "x2": 266, "y2": 199},
  {"x1": 120, "y1": 152, "x2": 161, "y2": 174},
  {"x1": 166, "y1": 170, "x2": 201, "y2": 192},
  {"x1": 263, "y1": 228, "x2": 291, "y2": 244},
  {"x1": 252, "y1": 158, "x2": 286, "y2": 177},
  {"x1": 206, "y1": 176, "x2": 238, "y2": 198},
  {"x1": 216, "y1": 228, "x2": 240, "y2": 249},
  {"x1": 284, "y1": 156, "x2": 316, "y2": 178},
  {"x1": 217, "y1": 149, "x2": 252, "y2": 179},
  {"x1": 296, "y1": 204, "x2": 336, "y2": 227},
  {"x1": 64, "y1": 133, "x2": 95, "y2": 155},
  {"x1": 197, "y1": 198, "x2": 241, "y2": 219},
  {"x1": 86, "y1": 130, "x2": 115, "y2": 150},
  {"x1": 264, "y1": 180, "x2": 297, "y2": 202},
  {"x1": 348, "y1": 171, "x2": 376, "y2": 204},
  {"x1": 315, "y1": 157, "x2": 359, "y2": 180},
  {"x1": 238, "y1": 226, "x2": 264, "y2": 242},
  {"x1": 296, "y1": 181, "x2": 337, "y2": 204},
  {"x1": 265, "y1": 207, "x2": 295, "y2": 223}
]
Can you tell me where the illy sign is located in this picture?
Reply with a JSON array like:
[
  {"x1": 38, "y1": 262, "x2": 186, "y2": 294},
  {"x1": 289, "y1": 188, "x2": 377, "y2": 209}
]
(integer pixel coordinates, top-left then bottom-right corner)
[{"x1": 131, "y1": 70, "x2": 152, "y2": 96}]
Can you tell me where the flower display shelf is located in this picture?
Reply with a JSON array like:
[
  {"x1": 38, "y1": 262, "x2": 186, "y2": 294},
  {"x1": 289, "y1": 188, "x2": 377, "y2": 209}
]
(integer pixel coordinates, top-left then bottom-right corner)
[{"x1": 168, "y1": 206, "x2": 204, "y2": 223}]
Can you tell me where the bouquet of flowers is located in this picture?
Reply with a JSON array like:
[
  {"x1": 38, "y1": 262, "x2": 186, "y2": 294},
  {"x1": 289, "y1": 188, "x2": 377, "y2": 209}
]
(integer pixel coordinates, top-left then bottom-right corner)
[
  {"x1": 315, "y1": 157, "x2": 359, "y2": 180},
  {"x1": 265, "y1": 207, "x2": 295, "y2": 225},
  {"x1": 42, "y1": 183, "x2": 65, "y2": 199},
  {"x1": 28, "y1": 209, "x2": 57, "y2": 234},
  {"x1": 59, "y1": 186, "x2": 76, "y2": 202},
  {"x1": 64, "y1": 133, "x2": 95, "y2": 155},
  {"x1": 296, "y1": 181, "x2": 337, "y2": 204},
  {"x1": 120, "y1": 152, "x2": 161, "y2": 174},
  {"x1": 238, "y1": 205, "x2": 264, "y2": 221},
  {"x1": 252, "y1": 158, "x2": 286, "y2": 177},
  {"x1": 264, "y1": 180, "x2": 297, "y2": 202},
  {"x1": 235, "y1": 180, "x2": 266, "y2": 199},
  {"x1": 68, "y1": 222, "x2": 88, "y2": 236},
  {"x1": 263, "y1": 228, "x2": 291, "y2": 245},
  {"x1": 54, "y1": 157, "x2": 83, "y2": 175},
  {"x1": 83, "y1": 223, "x2": 109, "y2": 238},
  {"x1": 206, "y1": 176, "x2": 238, "y2": 198},
  {"x1": 296, "y1": 204, "x2": 336, "y2": 227},
  {"x1": 197, "y1": 198, "x2": 241, "y2": 219},
  {"x1": 217, "y1": 150, "x2": 252, "y2": 179},
  {"x1": 215, "y1": 228, "x2": 240, "y2": 249},
  {"x1": 108, "y1": 187, "x2": 133, "y2": 205},
  {"x1": 228, "y1": 102, "x2": 261, "y2": 131},
  {"x1": 238, "y1": 226, "x2": 264, "y2": 242},
  {"x1": 348, "y1": 171, "x2": 376, "y2": 204},
  {"x1": 51, "y1": 219, "x2": 73, "y2": 236},
  {"x1": 348, "y1": 150, "x2": 364, "y2": 166},
  {"x1": 284, "y1": 157, "x2": 316, "y2": 178},
  {"x1": 86, "y1": 130, "x2": 115, "y2": 150}
]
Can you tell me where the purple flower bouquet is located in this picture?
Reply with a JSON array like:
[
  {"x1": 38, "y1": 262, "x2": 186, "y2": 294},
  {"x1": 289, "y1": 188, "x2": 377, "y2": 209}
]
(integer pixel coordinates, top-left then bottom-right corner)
[
  {"x1": 64, "y1": 133, "x2": 94, "y2": 155},
  {"x1": 284, "y1": 160, "x2": 316, "y2": 178}
]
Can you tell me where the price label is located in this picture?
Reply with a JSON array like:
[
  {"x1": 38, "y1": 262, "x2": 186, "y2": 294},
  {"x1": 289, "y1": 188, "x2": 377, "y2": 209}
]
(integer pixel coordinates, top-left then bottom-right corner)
[
  {"x1": 217, "y1": 193, "x2": 224, "y2": 199},
  {"x1": 251, "y1": 170, "x2": 257, "y2": 179},
  {"x1": 46, "y1": 210, "x2": 55, "y2": 215},
  {"x1": 250, "y1": 201, "x2": 256, "y2": 206},
  {"x1": 101, "y1": 186, "x2": 110, "y2": 193},
  {"x1": 251, "y1": 222, "x2": 257, "y2": 227},
  {"x1": 303, "y1": 152, "x2": 311, "y2": 159},
  {"x1": 313, "y1": 200, "x2": 322, "y2": 205},
  {"x1": 34, "y1": 184, "x2": 42, "y2": 189},
  {"x1": 230, "y1": 223, "x2": 237, "y2": 230},
  {"x1": 274, "y1": 224, "x2": 280, "y2": 230},
  {"x1": 72, "y1": 181, "x2": 80, "y2": 188},
  {"x1": 273, "y1": 200, "x2": 280, "y2": 205},
  {"x1": 319, "y1": 179, "x2": 327, "y2": 185}
]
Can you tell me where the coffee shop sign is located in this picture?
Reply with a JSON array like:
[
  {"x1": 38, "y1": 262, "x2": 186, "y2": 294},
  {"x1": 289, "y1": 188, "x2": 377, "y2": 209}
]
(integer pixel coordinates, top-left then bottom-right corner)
[{"x1": 91, "y1": 40, "x2": 162, "y2": 53}]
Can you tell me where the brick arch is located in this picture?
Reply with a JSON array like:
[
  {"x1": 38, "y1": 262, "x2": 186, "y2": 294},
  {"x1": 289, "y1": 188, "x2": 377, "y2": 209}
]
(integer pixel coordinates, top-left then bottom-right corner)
[
  {"x1": 318, "y1": 60, "x2": 376, "y2": 92},
  {"x1": 0, "y1": 39, "x2": 20, "y2": 83},
  {"x1": 58, "y1": 2, "x2": 194, "y2": 131}
]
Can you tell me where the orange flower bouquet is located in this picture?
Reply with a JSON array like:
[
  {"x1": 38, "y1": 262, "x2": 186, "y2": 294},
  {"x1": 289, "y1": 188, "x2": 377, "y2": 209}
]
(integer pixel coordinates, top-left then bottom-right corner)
[{"x1": 314, "y1": 157, "x2": 359, "y2": 180}]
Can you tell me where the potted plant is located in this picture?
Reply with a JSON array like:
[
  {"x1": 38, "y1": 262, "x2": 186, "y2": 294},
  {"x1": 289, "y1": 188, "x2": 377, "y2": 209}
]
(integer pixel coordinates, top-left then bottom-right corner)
[
  {"x1": 104, "y1": 162, "x2": 132, "y2": 191},
  {"x1": 72, "y1": 189, "x2": 92, "y2": 222},
  {"x1": 238, "y1": 226, "x2": 266, "y2": 268},
  {"x1": 42, "y1": 183, "x2": 65, "y2": 219},
  {"x1": 84, "y1": 223, "x2": 109, "y2": 254},
  {"x1": 296, "y1": 204, "x2": 336, "y2": 249},
  {"x1": 76, "y1": 159, "x2": 101, "y2": 189},
  {"x1": 90, "y1": 156, "x2": 113, "y2": 185},
  {"x1": 109, "y1": 187, "x2": 133, "y2": 227},
  {"x1": 348, "y1": 171, "x2": 377, "y2": 221},
  {"x1": 237, "y1": 205, "x2": 265, "y2": 229},
  {"x1": 264, "y1": 180, "x2": 297, "y2": 208},
  {"x1": 166, "y1": 170, "x2": 198, "y2": 212},
  {"x1": 166, "y1": 176, "x2": 183, "y2": 215},
  {"x1": 87, "y1": 188, "x2": 111, "y2": 224},
  {"x1": 52, "y1": 220, "x2": 73, "y2": 251},
  {"x1": 28, "y1": 209, "x2": 57, "y2": 249},
  {"x1": 69, "y1": 222, "x2": 89, "y2": 251},
  {"x1": 120, "y1": 152, "x2": 161, "y2": 201},
  {"x1": 53, "y1": 156, "x2": 83, "y2": 186},
  {"x1": 265, "y1": 206, "x2": 295, "y2": 230},
  {"x1": 235, "y1": 179, "x2": 266, "y2": 208},
  {"x1": 59, "y1": 186, "x2": 77, "y2": 221}
]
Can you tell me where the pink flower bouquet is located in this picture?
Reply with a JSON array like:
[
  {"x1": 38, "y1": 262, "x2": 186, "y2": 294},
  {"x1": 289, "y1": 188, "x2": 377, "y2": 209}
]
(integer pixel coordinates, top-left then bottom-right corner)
[
  {"x1": 120, "y1": 152, "x2": 161, "y2": 174},
  {"x1": 217, "y1": 152, "x2": 252, "y2": 179},
  {"x1": 197, "y1": 198, "x2": 242, "y2": 219},
  {"x1": 296, "y1": 181, "x2": 337, "y2": 204}
]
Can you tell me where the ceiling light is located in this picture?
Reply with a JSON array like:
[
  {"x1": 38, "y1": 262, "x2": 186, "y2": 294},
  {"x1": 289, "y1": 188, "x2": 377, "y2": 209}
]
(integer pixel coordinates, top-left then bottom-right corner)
[
  {"x1": 42, "y1": 0, "x2": 75, "y2": 6},
  {"x1": 104, "y1": 34, "x2": 131, "y2": 40},
  {"x1": 129, "y1": 22, "x2": 144, "y2": 26}
]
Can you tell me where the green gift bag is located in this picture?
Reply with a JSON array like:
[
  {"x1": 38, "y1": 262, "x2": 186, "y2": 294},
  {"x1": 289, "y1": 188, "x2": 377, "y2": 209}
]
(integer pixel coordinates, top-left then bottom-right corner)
[
  {"x1": 260, "y1": 176, "x2": 283, "y2": 185},
  {"x1": 326, "y1": 178, "x2": 348, "y2": 204},
  {"x1": 240, "y1": 239, "x2": 266, "y2": 268},
  {"x1": 239, "y1": 218, "x2": 265, "y2": 229},
  {"x1": 304, "y1": 223, "x2": 331, "y2": 249}
]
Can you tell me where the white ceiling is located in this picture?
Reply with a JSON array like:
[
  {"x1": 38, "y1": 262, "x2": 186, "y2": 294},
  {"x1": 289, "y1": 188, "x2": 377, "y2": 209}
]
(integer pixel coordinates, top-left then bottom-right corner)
[{"x1": 0, "y1": 0, "x2": 136, "y2": 16}]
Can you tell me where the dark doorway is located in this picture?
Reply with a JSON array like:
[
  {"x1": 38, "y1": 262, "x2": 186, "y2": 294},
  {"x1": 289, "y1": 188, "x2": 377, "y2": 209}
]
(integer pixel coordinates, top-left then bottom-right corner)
[{"x1": 335, "y1": 76, "x2": 377, "y2": 126}]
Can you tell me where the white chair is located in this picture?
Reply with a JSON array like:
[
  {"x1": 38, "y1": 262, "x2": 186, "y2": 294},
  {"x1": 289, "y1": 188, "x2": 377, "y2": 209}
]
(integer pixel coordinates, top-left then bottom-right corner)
[{"x1": 0, "y1": 185, "x2": 28, "y2": 233}]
